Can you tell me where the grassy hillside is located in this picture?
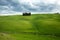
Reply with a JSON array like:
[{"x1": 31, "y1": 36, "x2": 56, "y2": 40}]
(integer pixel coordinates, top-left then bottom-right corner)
[{"x1": 0, "y1": 14, "x2": 60, "y2": 40}]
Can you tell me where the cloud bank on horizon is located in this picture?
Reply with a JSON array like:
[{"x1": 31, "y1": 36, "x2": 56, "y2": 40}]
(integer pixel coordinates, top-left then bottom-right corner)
[{"x1": 0, "y1": 0, "x2": 60, "y2": 14}]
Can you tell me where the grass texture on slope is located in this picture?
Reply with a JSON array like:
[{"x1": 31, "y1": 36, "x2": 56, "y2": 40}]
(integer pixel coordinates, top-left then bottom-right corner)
[{"x1": 0, "y1": 14, "x2": 60, "y2": 40}]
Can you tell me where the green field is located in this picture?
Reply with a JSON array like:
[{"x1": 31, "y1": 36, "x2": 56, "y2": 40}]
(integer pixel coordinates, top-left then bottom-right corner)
[{"x1": 0, "y1": 14, "x2": 60, "y2": 40}]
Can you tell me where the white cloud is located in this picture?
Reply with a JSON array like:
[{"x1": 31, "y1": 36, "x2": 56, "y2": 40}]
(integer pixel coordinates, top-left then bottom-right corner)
[
  {"x1": 42, "y1": 0, "x2": 56, "y2": 4},
  {"x1": 52, "y1": 5, "x2": 60, "y2": 12},
  {"x1": 42, "y1": 0, "x2": 60, "y2": 5},
  {"x1": 19, "y1": 0, "x2": 40, "y2": 3},
  {"x1": 0, "y1": 0, "x2": 60, "y2": 14},
  {"x1": 18, "y1": 0, "x2": 60, "y2": 12},
  {"x1": 56, "y1": 0, "x2": 60, "y2": 5},
  {"x1": 18, "y1": 0, "x2": 60, "y2": 5},
  {"x1": 18, "y1": 0, "x2": 59, "y2": 8},
  {"x1": 18, "y1": 0, "x2": 41, "y2": 8},
  {"x1": 0, "y1": 6, "x2": 15, "y2": 14}
]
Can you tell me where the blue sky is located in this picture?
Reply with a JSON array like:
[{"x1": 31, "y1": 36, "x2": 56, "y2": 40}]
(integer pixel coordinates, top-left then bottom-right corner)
[{"x1": 0, "y1": 0, "x2": 60, "y2": 14}]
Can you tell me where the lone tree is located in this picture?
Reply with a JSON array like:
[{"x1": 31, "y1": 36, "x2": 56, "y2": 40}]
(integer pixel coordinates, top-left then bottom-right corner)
[{"x1": 23, "y1": 12, "x2": 31, "y2": 16}]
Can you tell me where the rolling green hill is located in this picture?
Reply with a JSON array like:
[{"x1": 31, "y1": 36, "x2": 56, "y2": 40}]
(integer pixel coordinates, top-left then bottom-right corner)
[{"x1": 0, "y1": 14, "x2": 60, "y2": 40}]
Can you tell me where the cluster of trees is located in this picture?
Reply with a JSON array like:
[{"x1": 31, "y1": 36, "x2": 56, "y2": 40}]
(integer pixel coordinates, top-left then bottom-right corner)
[{"x1": 23, "y1": 12, "x2": 31, "y2": 16}]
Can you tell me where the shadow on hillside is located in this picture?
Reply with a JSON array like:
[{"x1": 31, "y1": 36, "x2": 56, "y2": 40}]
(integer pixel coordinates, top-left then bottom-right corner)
[
  {"x1": 30, "y1": 15, "x2": 60, "y2": 37},
  {"x1": 15, "y1": 32, "x2": 60, "y2": 37}
]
